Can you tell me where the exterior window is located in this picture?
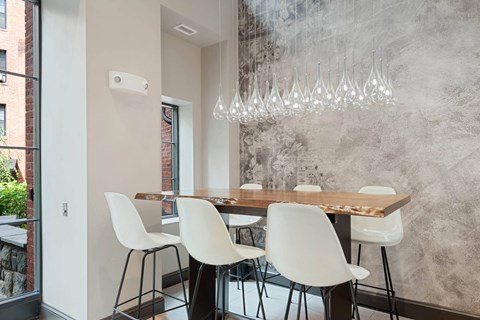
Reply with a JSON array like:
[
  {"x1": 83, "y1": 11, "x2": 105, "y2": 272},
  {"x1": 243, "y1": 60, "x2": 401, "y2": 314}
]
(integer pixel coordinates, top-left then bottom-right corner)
[
  {"x1": 0, "y1": 0, "x2": 5, "y2": 29},
  {"x1": 0, "y1": 104, "x2": 5, "y2": 135},
  {"x1": 0, "y1": 50, "x2": 5, "y2": 83},
  {"x1": 161, "y1": 103, "x2": 179, "y2": 217}
]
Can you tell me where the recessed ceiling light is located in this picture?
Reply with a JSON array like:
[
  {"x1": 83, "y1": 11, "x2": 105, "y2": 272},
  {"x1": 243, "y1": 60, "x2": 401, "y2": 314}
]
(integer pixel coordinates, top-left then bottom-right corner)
[{"x1": 173, "y1": 24, "x2": 198, "y2": 36}]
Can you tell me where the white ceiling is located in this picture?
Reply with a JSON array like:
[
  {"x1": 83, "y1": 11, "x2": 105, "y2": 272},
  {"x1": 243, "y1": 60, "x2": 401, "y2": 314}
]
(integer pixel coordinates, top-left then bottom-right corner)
[{"x1": 161, "y1": 5, "x2": 220, "y2": 48}]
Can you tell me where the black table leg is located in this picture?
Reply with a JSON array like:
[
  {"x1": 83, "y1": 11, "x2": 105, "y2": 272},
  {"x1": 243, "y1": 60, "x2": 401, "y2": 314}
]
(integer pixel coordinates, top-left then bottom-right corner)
[
  {"x1": 189, "y1": 256, "x2": 216, "y2": 320},
  {"x1": 330, "y1": 214, "x2": 352, "y2": 320}
]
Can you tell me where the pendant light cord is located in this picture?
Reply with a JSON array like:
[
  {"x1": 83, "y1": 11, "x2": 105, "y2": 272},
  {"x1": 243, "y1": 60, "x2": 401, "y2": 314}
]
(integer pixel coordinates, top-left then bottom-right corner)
[{"x1": 218, "y1": 0, "x2": 222, "y2": 94}]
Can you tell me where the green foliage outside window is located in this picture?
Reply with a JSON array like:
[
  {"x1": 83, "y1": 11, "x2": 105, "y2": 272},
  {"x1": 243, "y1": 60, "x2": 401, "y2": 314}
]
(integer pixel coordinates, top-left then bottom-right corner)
[{"x1": 0, "y1": 150, "x2": 27, "y2": 219}]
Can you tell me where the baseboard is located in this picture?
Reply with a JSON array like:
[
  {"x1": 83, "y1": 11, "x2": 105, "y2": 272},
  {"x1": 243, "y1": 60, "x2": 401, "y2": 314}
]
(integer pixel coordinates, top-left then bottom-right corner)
[
  {"x1": 41, "y1": 303, "x2": 75, "y2": 320},
  {"x1": 100, "y1": 297, "x2": 165, "y2": 320},
  {"x1": 0, "y1": 292, "x2": 41, "y2": 320},
  {"x1": 162, "y1": 267, "x2": 189, "y2": 289},
  {"x1": 260, "y1": 271, "x2": 480, "y2": 320},
  {"x1": 357, "y1": 291, "x2": 480, "y2": 320}
]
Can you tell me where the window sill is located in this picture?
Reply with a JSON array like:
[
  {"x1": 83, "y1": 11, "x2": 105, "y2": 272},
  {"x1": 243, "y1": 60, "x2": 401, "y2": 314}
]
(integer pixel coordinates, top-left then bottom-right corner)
[{"x1": 162, "y1": 216, "x2": 179, "y2": 225}]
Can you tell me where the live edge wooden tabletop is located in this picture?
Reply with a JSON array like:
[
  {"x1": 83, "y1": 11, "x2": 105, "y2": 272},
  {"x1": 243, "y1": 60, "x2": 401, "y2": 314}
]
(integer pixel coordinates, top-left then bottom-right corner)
[{"x1": 135, "y1": 189, "x2": 411, "y2": 218}]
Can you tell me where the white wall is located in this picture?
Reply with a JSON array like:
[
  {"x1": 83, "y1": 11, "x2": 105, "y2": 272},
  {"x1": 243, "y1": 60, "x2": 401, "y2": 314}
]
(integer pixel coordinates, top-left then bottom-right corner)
[
  {"x1": 201, "y1": 41, "x2": 240, "y2": 188},
  {"x1": 84, "y1": 0, "x2": 163, "y2": 318},
  {"x1": 41, "y1": 0, "x2": 88, "y2": 319},
  {"x1": 41, "y1": 0, "x2": 238, "y2": 318},
  {"x1": 161, "y1": 31, "x2": 203, "y2": 190},
  {"x1": 160, "y1": 31, "x2": 202, "y2": 275}
]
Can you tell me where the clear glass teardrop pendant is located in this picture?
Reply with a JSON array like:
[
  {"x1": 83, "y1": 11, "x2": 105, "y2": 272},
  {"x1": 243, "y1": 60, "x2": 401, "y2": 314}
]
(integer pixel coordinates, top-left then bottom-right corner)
[
  {"x1": 334, "y1": 56, "x2": 351, "y2": 112},
  {"x1": 323, "y1": 68, "x2": 335, "y2": 110},
  {"x1": 240, "y1": 90, "x2": 255, "y2": 124},
  {"x1": 268, "y1": 74, "x2": 286, "y2": 120},
  {"x1": 310, "y1": 63, "x2": 326, "y2": 114},
  {"x1": 304, "y1": 74, "x2": 314, "y2": 113},
  {"x1": 384, "y1": 63, "x2": 396, "y2": 105},
  {"x1": 282, "y1": 77, "x2": 291, "y2": 115},
  {"x1": 213, "y1": 88, "x2": 229, "y2": 120},
  {"x1": 288, "y1": 68, "x2": 305, "y2": 116},
  {"x1": 247, "y1": 76, "x2": 268, "y2": 122},
  {"x1": 350, "y1": 64, "x2": 367, "y2": 109},
  {"x1": 364, "y1": 50, "x2": 384, "y2": 105},
  {"x1": 227, "y1": 83, "x2": 242, "y2": 123}
]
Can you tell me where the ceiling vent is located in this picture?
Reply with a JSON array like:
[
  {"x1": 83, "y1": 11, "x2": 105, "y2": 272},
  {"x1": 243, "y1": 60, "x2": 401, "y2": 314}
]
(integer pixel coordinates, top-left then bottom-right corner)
[{"x1": 173, "y1": 24, "x2": 198, "y2": 36}]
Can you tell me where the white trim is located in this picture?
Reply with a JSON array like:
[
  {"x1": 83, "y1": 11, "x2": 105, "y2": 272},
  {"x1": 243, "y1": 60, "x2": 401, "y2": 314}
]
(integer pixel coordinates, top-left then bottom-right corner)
[
  {"x1": 42, "y1": 303, "x2": 75, "y2": 320},
  {"x1": 161, "y1": 216, "x2": 179, "y2": 225}
]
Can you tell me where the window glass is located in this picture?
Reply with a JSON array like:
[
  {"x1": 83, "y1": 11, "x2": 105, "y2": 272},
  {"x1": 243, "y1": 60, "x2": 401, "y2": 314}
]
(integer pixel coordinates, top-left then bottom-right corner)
[
  {"x1": 0, "y1": 50, "x2": 6, "y2": 82},
  {"x1": 0, "y1": 0, "x2": 5, "y2": 29},
  {"x1": 0, "y1": 104, "x2": 5, "y2": 135}
]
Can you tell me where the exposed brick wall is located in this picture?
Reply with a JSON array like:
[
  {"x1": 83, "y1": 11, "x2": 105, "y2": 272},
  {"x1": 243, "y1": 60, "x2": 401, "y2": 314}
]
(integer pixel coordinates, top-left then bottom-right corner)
[
  {"x1": 161, "y1": 108, "x2": 174, "y2": 215},
  {"x1": 24, "y1": 1, "x2": 35, "y2": 293},
  {"x1": 0, "y1": 0, "x2": 26, "y2": 181}
]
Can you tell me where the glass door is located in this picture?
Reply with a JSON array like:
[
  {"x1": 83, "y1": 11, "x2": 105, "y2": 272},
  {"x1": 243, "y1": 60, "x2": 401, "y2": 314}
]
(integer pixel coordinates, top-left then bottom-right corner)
[{"x1": 0, "y1": 0, "x2": 41, "y2": 318}]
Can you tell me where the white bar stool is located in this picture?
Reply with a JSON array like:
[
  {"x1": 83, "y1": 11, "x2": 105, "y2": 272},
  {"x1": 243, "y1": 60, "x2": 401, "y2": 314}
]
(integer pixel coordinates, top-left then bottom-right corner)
[
  {"x1": 176, "y1": 198, "x2": 267, "y2": 320},
  {"x1": 228, "y1": 183, "x2": 265, "y2": 315},
  {"x1": 257, "y1": 184, "x2": 323, "y2": 317},
  {"x1": 104, "y1": 192, "x2": 188, "y2": 320},
  {"x1": 266, "y1": 203, "x2": 369, "y2": 320},
  {"x1": 351, "y1": 186, "x2": 403, "y2": 320}
]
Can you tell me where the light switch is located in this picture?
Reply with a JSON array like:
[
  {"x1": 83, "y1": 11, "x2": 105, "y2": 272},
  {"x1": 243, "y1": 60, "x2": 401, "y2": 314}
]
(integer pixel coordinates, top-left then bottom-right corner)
[{"x1": 62, "y1": 202, "x2": 68, "y2": 216}]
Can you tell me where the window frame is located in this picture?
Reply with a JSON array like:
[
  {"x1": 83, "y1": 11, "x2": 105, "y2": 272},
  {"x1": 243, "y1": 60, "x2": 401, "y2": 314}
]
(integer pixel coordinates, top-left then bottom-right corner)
[
  {"x1": 161, "y1": 102, "x2": 179, "y2": 218},
  {"x1": 0, "y1": 50, "x2": 6, "y2": 83},
  {"x1": 0, "y1": 0, "x2": 6, "y2": 30},
  {"x1": 0, "y1": 104, "x2": 5, "y2": 135}
]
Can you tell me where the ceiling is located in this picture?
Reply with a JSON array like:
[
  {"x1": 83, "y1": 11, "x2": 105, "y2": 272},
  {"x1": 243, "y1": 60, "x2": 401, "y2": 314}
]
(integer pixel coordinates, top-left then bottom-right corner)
[{"x1": 161, "y1": 6, "x2": 220, "y2": 48}]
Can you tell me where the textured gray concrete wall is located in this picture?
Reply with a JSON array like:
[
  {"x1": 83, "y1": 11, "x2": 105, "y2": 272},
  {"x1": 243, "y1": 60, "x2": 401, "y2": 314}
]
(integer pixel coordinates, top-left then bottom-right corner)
[{"x1": 238, "y1": 0, "x2": 480, "y2": 314}]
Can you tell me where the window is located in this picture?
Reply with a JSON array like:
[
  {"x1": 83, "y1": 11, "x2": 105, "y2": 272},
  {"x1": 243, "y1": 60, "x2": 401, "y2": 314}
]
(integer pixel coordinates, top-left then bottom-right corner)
[
  {"x1": 161, "y1": 103, "x2": 179, "y2": 217},
  {"x1": 0, "y1": 105, "x2": 5, "y2": 135},
  {"x1": 0, "y1": 0, "x2": 5, "y2": 29},
  {"x1": 0, "y1": 50, "x2": 6, "y2": 83}
]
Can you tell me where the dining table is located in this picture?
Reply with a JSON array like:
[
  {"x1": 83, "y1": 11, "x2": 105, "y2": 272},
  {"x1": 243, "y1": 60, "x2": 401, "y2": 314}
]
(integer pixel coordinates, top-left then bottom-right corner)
[{"x1": 135, "y1": 188, "x2": 411, "y2": 320}]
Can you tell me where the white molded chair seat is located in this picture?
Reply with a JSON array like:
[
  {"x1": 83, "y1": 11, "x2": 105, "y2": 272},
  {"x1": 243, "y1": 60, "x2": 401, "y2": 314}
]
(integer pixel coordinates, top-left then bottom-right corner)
[
  {"x1": 266, "y1": 203, "x2": 369, "y2": 319},
  {"x1": 228, "y1": 183, "x2": 263, "y2": 228},
  {"x1": 293, "y1": 184, "x2": 322, "y2": 192},
  {"x1": 105, "y1": 192, "x2": 181, "y2": 250},
  {"x1": 176, "y1": 198, "x2": 267, "y2": 319},
  {"x1": 104, "y1": 192, "x2": 188, "y2": 319},
  {"x1": 351, "y1": 186, "x2": 404, "y2": 247},
  {"x1": 267, "y1": 203, "x2": 369, "y2": 287}
]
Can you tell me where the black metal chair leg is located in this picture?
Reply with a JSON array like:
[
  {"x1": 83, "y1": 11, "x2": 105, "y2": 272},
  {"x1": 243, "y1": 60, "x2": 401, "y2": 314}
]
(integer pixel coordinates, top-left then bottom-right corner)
[
  {"x1": 296, "y1": 285, "x2": 303, "y2": 320},
  {"x1": 256, "y1": 261, "x2": 270, "y2": 317},
  {"x1": 381, "y1": 247, "x2": 394, "y2": 320},
  {"x1": 252, "y1": 259, "x2": 267, "y2": 319},
  {"x1": 284, "y1": 281, "x2": 295, "y2": 320},
  {"x1": 241, "y1": 272, "x2": 247, "y2": 315},
  {"x1": 152, "y1": 251, "x2": 156, "y2": 318},
  {"x1": 350, "y1": 281, "x2": 361, "y2": 320},
  {"x1": 324, "y1": 289, "x2": 331, "y2": 320},
  {"x1": 171, "y1": 245, "x2": 189, "y2": 314},
  {"x1": 112, "y1": 249, "x2": 134, "y2": 319},
  {"x1": 352, "y1": 243, "x2": 362, "y2": 318},
  {"x1": 220, "y1": 268, "x2": 226, "y2": 320},
  {"x1": 189, "y1": 263, "x2": 206, "y2": 320},
  {"x1": 303, "y1": 286, "x2": 308, "y2": 320},
  {"x1": 137, "y1": 251, "x2": 149, "y2": 319},
  {"x1": 383, "y1": 247, "x2": 400, "y2": 320}
]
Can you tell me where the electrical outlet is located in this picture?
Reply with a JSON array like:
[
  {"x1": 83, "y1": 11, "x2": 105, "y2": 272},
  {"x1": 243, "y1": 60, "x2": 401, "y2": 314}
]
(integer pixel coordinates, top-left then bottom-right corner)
[{"x1": 62, "y1": 202, "x2": 68, "y2": 216}]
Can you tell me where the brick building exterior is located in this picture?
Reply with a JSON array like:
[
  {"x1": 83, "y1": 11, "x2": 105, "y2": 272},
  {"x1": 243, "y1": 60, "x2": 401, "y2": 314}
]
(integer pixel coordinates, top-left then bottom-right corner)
[{"x1": 0, "y1": 0, "x2": 26, "y2": 180}]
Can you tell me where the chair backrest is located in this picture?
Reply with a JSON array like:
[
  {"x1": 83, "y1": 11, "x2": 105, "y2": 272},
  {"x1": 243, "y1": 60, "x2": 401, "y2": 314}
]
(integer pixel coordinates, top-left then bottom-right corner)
[
  {"x1": 293, "y1": 184, "x2": 322, "y2": 192},
  {"x1": 240, "y1": 183, "x2": 263, "y2": 190},
  {"x1": 104, "y1": 192, "x2": 153, "y2": 250},
  {"x1": 266, "y1": 203, "x2": 353, "y2": 287},
  {"x1": 176, "y1": 198, "x2": 243, "y2": 265},
  {"x1": 351, "y1": 186, "x2": 403, "y2": 239}
]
